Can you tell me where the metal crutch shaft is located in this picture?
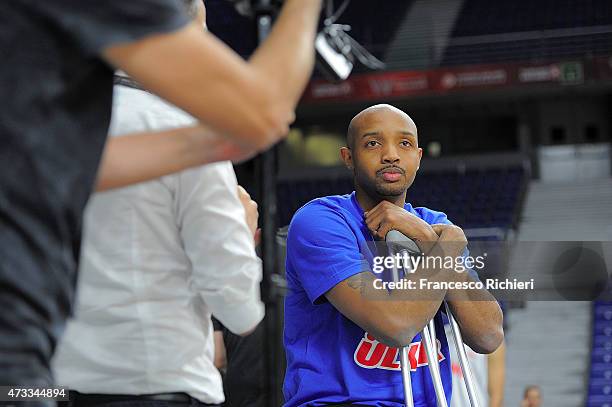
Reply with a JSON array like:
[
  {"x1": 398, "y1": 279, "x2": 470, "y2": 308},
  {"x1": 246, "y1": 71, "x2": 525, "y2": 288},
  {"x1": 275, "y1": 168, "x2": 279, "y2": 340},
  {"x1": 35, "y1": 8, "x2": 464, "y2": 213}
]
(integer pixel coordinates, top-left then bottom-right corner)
[
  {"x1": 387, "y1": 235, "x2": 415, "y2": 407},
  {"x1": 399, "y1": 347, "x2": 414, "y2": 407},
  {"x1": 391, "y1": 260, "x2": 414, "y2": 407},
  {"x1": 386, "y1": 231, "x2": 480, "y2": 407},
  {"x1": 421, "y1": 321, "x2": 449, "y2": 407},
  {"x1": 387, "y1": 231, "x2": 447, "y2": 407},
  {"x1": 445, "y1": 302, "x2": 482, "y2": 407}
]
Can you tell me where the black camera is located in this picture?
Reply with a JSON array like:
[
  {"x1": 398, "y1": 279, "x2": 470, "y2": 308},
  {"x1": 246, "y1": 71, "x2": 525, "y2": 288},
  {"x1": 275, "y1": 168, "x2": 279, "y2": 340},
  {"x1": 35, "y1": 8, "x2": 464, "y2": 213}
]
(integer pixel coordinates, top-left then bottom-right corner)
[{"x1": 224, "y1": 0, "x2": 384, "y2": 81}]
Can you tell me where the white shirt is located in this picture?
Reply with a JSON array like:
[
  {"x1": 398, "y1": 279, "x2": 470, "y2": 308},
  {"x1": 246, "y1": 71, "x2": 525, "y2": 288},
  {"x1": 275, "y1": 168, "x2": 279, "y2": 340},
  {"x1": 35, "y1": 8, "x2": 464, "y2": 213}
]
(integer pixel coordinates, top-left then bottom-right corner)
[{"x1": 52, "y1": 85, "x2": 264, "y2": 403}]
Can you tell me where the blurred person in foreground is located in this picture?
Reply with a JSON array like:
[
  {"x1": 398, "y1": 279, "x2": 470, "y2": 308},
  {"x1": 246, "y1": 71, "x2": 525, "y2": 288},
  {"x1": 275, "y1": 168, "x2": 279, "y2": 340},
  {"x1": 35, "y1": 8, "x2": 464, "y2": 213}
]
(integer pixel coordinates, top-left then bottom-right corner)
[
  {"x1": 52, "y1": 2, "x2": 267, "y2": 405},
  {"x1": 0, "y1": 0, "x2": 322, "y2": 392},
  {"x1": 520, "y1": 385, "x2": 542, "y2": 407},
  {"x1": 283, "y1": 104, "x2": 504, "y2": 406}
]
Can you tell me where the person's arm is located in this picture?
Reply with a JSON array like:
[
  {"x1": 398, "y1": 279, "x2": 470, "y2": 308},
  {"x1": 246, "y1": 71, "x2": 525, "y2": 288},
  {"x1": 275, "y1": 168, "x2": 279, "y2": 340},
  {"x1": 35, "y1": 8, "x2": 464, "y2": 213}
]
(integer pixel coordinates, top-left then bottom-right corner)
[
  {"x1": 288, "y1": 202, "x2": 467, "y2": 348},
  {"x1": 96, "y1": 125, "x2": 255, "y2": 191},
  {"x1": 102, "y1": 0, "x2": 323, "y2": 151},
  {"x1": 325, "y1": 226, "x2": 468, "y2": 348},
  {"x1": 430, "y1": 224, "x2": 504, "y2": 354},
  {"x1": 213, "y1": 331, "x2": 227, "y2": 371},
  {"x1": 211, "y1": 317, "x2": 228, "y2": 372},
  {"x1": 423, "y1": 224, "x2": 504, "y2": 354},
  {"x1": 360, "y1": 201, "x2": 503, "y2": 351},
  {"x1": 444, "y1": 295, "x2": 503, "y2": 354},
  {"x1": 213, "y1": 331, "x2": 227, "y2": 372},
  {"x1": 176, "y1": 162, "x2": 264, "y2": 336},
  {"x1": 487, "y1": 340, "x2": 506, "y2": 407}
]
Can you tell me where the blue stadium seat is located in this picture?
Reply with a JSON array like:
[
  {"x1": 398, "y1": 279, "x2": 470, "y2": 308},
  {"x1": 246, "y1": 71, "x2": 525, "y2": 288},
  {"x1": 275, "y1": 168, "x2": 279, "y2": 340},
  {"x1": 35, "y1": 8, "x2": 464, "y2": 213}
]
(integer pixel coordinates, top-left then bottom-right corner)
[
  {"x1": 441, "y1": 0, "x2": 612, "y2": 66},
  {"x1": 277, "y1": 166, "x2": 526, "y2": 231},
  {"x1": 588, "y1": 302, "x2": 612, "y2": 403}
]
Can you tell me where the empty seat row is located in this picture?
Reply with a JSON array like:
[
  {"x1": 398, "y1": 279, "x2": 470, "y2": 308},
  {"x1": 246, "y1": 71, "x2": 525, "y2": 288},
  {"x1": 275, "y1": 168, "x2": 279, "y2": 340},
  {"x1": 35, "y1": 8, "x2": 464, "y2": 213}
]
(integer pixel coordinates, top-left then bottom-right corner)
[{"x1": 277, "y1": 166, "x2": 526, "y2": 230}]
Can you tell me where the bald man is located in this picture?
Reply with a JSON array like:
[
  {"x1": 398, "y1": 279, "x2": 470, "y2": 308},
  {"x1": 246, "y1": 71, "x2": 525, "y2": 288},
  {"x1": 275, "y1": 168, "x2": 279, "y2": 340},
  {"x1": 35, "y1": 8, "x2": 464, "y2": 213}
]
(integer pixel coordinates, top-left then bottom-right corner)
[{"x1": 283, "y1": 104, "x2": 503, "y2": 406}]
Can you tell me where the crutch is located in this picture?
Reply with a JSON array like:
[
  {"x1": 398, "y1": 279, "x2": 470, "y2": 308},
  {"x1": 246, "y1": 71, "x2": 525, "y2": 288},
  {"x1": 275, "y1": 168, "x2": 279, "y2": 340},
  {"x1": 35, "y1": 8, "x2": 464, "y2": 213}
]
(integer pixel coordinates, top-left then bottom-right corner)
[
  {"x1": 445, "y1": 302, "x2": 482, "y2": 407},
  {"x1": 386, "y1": 230, "x2": 481, "y2": 407}
]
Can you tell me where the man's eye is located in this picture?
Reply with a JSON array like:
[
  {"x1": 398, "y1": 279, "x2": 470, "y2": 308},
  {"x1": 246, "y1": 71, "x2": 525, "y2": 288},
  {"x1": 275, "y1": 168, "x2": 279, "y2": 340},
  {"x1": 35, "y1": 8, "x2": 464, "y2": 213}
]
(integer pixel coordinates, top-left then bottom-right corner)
[
  {"x1": 401, "y1": 140, "x2": 412, "y2": 147},
  {"x1": 366, "y1": 140, "x2": 379, "y2": 147}
]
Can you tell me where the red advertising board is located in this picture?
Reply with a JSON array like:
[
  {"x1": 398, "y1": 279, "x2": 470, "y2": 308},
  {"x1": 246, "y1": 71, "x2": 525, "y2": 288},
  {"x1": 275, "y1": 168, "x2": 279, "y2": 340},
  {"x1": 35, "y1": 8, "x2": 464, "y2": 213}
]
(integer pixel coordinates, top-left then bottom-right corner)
[{"x1": 302, "y1": 57, "x2": 608, "y2": 104}]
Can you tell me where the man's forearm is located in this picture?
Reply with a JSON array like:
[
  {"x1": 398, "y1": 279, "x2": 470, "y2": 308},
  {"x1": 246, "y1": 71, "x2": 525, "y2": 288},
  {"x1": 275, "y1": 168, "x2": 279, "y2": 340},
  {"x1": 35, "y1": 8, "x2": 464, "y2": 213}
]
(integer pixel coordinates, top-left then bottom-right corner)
[
  {"x1": 446, "y1": 290, "x2": 504, "y2": 354},
  {"x1": 249, "y1": 0, "x2": 323, "y2": 108},
  {"x1": 384, "y1": 235, "x2": 470, "y2": 342},
  {"x1": 352, "y1": 231, "x2": 468, "y2": 347},
  {"x1": 388, "y1": 227, "x2": 505, "y2": 352},
  {"x1": 95, "y1": 125, "x2": 250, "y2": 191}
]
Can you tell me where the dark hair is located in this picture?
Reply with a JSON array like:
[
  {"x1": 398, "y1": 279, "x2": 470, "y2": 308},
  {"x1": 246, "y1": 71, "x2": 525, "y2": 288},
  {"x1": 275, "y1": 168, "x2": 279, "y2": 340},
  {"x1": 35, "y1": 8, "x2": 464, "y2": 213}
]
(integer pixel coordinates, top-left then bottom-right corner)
[{"x1": 182, "y1": 0, "x2": 201, "y2": 18}]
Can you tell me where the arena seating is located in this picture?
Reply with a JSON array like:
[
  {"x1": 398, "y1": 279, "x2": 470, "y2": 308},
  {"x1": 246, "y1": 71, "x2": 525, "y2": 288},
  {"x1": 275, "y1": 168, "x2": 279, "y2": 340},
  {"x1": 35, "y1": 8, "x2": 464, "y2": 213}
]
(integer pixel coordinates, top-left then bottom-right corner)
[
  {"x1": 442, "y1": 0, "x2": 612, "y2": 66},
  {"x1": 442, "y1": 33, "x2": 612, "y2": 66},
  {"x1": 277, "y1": 165, "x2": 527, "y2": 230},
  {"x1": 207, "y1": 0, "x2": 612, "y2": 70},
  {"x1": 587, "y1": 300, "x2": 612, "y2": 407},
  {"x1": 450, "y1": 0, "x2": 612, "y2": 36}
]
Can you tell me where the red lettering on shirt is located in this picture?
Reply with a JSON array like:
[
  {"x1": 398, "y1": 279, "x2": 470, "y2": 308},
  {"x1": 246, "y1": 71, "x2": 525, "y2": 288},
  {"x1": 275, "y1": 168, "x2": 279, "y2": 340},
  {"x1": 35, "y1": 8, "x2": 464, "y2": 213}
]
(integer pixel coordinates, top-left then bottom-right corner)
[{"x1": 353, "y1": 332, "x2": 445, "y2": 371}]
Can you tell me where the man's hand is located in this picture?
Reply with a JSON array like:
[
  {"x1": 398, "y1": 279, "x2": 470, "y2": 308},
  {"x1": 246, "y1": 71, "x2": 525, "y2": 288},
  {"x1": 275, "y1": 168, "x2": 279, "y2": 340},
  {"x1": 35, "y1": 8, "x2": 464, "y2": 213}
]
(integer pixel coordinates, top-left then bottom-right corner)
[
  {"x1": 237, "y1": 186, "x2": 261, "y2": 246},
  {"x1": 431, "y1": 224, "x2": 468, "y2": 255},
  {"x1": 364, "y1": 201, "x2": 437, "y2": 243}
]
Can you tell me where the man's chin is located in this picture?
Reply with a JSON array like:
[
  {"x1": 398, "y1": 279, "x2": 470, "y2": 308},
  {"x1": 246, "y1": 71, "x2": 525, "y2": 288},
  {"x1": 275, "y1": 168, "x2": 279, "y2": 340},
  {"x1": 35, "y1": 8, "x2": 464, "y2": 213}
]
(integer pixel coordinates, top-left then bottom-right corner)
[{"x1": 375, "y1": 184, "x2": 407, "y2": 197}]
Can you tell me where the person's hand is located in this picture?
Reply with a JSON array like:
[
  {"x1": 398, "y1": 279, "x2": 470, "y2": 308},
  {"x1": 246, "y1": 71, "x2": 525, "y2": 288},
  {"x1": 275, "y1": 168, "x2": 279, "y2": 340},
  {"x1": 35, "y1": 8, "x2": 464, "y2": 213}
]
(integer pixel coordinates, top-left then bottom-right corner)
[
  {"x1": 364, "y1": 201, "x2": 437, "y2": 242},
  {"x1": 431, "y1": 223, "x2": 468, "y2": 257},
  {"x1": 237, "y1": 186, "x2": 261, "y2": 246},
  {"x1": 431, "y1": 224, "x2": 467, "y2": 241}
]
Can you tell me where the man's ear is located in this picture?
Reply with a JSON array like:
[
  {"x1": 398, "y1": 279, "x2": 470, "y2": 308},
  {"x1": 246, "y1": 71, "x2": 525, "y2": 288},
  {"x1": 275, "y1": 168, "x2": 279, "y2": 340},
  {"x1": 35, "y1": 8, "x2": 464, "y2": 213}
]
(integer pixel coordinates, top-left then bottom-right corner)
[
  {"x1": 340, "y1": 147, "x2": 353, "y2": 170},
  {"x1": 416, "y1": 147, "x2": 423, "y2": 170}
]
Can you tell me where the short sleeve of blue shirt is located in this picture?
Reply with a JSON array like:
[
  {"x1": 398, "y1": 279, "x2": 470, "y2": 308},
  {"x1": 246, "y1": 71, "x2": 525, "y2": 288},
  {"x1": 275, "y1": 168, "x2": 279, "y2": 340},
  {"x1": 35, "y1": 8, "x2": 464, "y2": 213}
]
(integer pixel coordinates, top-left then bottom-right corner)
[
  {"x1": 414, "y1": 206, "x2": 452, "y2": 226},
  {"x1": 286, "y1": 201, "x2": 369, "y2": 304}
]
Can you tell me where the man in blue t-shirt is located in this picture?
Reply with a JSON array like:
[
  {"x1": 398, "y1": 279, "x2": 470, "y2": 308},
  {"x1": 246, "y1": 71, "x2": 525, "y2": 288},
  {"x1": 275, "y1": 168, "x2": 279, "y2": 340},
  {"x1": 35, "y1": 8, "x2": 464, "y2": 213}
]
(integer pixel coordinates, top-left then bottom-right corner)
[{"x1": 284, "y1": 104, "x2": 504, "y2": 407}]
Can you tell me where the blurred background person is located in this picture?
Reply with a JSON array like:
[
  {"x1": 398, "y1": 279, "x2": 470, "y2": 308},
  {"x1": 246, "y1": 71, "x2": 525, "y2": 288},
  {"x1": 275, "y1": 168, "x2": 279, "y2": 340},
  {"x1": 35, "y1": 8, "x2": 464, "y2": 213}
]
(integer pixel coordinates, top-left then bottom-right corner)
[
  {"x1": 520, "y1": 385, "x2": 542, "y2": 407},
  {"x1": 487, "y1": 341, "x2": 506, "y2": 407}
]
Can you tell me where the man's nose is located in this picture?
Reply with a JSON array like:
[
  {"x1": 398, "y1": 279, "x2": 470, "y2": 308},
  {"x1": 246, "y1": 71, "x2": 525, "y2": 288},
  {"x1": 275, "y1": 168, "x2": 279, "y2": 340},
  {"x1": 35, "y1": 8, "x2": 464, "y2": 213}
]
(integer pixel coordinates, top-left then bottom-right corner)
[{"x1": 382, "y1": 145, "x2": 400, "y2": 164}]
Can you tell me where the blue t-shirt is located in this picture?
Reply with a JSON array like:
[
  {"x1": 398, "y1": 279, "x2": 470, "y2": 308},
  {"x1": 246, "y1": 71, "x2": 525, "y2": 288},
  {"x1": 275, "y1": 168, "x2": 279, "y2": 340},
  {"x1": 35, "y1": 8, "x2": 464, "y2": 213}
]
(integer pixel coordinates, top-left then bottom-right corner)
[{"x1": 283, "y1": 192, "x2": 453, "y2": 407}]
